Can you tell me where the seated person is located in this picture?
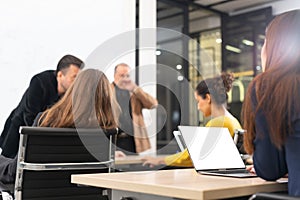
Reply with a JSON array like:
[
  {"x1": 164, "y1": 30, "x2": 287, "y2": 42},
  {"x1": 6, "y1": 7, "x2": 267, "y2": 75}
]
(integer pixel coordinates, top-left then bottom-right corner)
[
  {"x1": 0, "y1": 69, "x2": 122, "y2": 183},
  {"x1": 142, "y1": 72, "x2": 241, "y2": 167},
  {"x1": 112, "y1": 63, "x2": 158, "y2": 154},
  {"x1": 242, "y1": 9, "x2": 300, "y2": 197}
]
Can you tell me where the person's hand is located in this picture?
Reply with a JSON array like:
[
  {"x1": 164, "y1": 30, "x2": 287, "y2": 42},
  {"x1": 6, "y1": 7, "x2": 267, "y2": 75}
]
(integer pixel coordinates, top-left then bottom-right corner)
[
  {"x1": 141, "y1": 156, "x2": 166, "y2": 168},
  {"x1": 115, "y1": 151, "x2": 126, "y2": 158},
  {"x1": 118, "y1": 79, "x2": 137, "y2": 92},
  {"x1": 246, "y1": 165, "x2": 256, "y2": 174}
]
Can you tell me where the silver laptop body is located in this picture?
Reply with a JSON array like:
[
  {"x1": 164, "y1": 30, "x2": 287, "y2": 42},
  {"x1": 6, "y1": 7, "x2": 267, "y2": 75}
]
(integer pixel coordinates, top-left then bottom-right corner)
[{"x1": 178, "y1": 126, "x2": 256, "y2": 178}]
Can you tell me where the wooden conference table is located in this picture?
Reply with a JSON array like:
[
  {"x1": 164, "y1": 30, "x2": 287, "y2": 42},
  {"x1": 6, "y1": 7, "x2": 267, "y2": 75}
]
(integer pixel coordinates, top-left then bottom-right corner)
[
  {"x1": 114, "y1": 154, "x2": 170, "y2": 171},
  {"x1": 71, "y1": 168, "x2": 288, "y2": 200}
]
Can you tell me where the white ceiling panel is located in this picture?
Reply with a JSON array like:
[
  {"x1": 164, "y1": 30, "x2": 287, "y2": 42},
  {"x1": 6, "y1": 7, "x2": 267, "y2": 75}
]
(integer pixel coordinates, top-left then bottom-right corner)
[
  {"x1": 189, "y1": 9, "x2": 213, "y2": 20},
  {"x1": 213, "y1": 0, "x2": 279, "y2": 13},
  {"x1": 194, "y1": 0, "x2": 227, "y2": 6},
  {"x1": 191, "y1": 0, "x2": 283, "y2": 14}
]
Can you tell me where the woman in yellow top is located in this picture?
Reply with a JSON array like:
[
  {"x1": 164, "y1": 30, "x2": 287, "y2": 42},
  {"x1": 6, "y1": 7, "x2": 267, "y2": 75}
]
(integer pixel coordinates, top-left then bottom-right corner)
[{"x1": 142, "y1": 72, "x2": 241, "y2": 167}]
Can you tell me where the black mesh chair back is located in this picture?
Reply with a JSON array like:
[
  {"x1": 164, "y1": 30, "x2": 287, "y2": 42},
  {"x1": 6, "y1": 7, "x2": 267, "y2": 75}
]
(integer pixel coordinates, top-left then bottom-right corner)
[{"x1": 14, "y1": 126, "x2": 117, "y2": 200}]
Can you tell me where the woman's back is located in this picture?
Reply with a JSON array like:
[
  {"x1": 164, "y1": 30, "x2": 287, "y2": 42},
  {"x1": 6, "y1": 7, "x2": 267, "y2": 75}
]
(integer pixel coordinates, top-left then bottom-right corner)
[{"x1": 242, "y1": 10, "x2": 300, "y2": 196}]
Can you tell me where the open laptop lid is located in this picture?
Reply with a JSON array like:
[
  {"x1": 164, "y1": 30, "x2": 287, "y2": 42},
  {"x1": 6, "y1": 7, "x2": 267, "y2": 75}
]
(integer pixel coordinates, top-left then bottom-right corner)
[
  {"x1": 173, "y1": 131, "x2": 186, "y2": 152},
  {"x1": 178, "y1": 126, "x2": 245, "y2": 171}
]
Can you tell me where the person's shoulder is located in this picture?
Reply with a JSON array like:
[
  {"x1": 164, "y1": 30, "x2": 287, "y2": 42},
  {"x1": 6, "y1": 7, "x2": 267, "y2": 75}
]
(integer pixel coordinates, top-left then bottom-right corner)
[
  {"x1": 31, "y1": 70, "x2": 56, "y2": 82},
  {"x1": 206, "y1": 116, "x2": 226, "y2": 126},
  {"x1": 32, "y1": 112, "x2": 43, "y2": 126},
  {"x1": 223, "y1": 116, "x2": 242, "y2": 129},
  {"x1": 207, "y1": 116, "x2": 241, "y2": 129},
  {"x1": 34, "y1": 70, "x2": 55, "y2": 78}
]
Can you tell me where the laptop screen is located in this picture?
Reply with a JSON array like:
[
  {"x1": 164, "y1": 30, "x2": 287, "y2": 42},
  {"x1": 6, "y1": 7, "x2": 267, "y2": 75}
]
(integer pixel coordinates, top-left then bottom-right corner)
[
  {"x1": 173, "y1": 131, "x2": 186, "y2": 152},
  {"x1": 178, "y1": 126, "x2": 245, "y2": 171}
]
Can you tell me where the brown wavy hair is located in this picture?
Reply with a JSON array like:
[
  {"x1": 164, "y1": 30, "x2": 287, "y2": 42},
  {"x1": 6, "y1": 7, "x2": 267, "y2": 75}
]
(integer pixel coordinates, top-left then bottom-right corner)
[
  {"x1": 242, "y1": 10, "x2": 300, "y2": 154},
  {"x1": 39, "y1": 69, "x2": 120, "y2": 129},
  {"x1": 195, "y1": 72, "x2": 234, "y2": 105}
]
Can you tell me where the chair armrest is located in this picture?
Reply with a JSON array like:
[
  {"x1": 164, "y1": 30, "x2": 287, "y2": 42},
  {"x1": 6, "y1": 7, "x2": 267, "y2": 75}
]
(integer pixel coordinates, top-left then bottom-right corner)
[
  {"x1": 250, "y1": 192, "x2": 300, "y2": 200},
  {"x1": 20, "y1": 160, "x2": 114, "y2": 171}
]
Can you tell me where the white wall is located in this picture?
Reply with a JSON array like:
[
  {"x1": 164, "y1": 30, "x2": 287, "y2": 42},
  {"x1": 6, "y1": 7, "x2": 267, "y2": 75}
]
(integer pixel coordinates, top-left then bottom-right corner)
[{"x1": 0, "y1": 0, "x2": 135, "y2": 130}]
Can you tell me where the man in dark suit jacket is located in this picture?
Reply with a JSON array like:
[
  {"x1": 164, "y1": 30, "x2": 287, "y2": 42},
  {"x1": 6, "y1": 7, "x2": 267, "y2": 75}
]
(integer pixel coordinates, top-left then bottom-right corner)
[{"x1": 0, "y1": 55, "x2": 84, "y2": 158}]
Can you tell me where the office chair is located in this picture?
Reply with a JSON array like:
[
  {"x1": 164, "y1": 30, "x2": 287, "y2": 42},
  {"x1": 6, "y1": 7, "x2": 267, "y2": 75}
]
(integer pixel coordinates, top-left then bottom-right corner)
[
  {"x1": 2, "y1": 126, "x2": 117, "y2": 200},
  {"x1": 228, "y1": 79, "x2": 245, "y2": 123},
  {"x1": 249, "y1": 192, "x2": 300, "y2": 200},
  {"x1": 233, "y1": 129, "x2": 246, "y2": 153},
  {"x1": 233, "y1": 129, "x2": 252, "y2": 164}
]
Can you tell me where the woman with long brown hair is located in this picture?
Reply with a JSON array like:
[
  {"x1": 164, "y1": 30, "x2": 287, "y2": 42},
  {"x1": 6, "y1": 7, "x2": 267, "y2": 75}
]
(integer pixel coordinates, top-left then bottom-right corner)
[
  {"x1": 38, "y1": 68, "x2": 119, "y2": 129},
  {"x1": 242, "y1": 10, "x2": 300, "y2": 196}
]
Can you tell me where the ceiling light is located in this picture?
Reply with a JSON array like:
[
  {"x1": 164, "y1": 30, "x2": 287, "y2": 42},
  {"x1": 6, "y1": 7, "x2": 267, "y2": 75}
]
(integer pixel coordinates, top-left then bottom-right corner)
[
  {"x1": 258, "y1": 34, "x2": 265, "y2": 40},
  {"x1": 177, "y1": 75, "x2": 184, "y2": 81},
  {"x1": 225, "y1": 45, "x2": 241, "y2": 53},
  {"x1": 242, "y1": 39, "x2": 254, "y2": 46},
  {"x1": 155, "y1": 50, "x2": 161, "y2": 56},
  {"x1": 256, "y1": 66, "x2": 261, "y2": 71},
  {"x1": 176, "y1": 64, "x2": 182, "y2": 70},
  {"x1": 216, "y1": 38, "x2": 222, "y2": 44}
]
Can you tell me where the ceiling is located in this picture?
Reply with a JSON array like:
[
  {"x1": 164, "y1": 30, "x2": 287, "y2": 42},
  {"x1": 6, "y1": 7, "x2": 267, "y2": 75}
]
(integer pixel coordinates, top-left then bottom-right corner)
[
  {"x1": 192, "y1": 0, "x2": 282, "y2": 14},
  {"x1": 158, "y1": 0, "x2": 283, "y2": 21}
]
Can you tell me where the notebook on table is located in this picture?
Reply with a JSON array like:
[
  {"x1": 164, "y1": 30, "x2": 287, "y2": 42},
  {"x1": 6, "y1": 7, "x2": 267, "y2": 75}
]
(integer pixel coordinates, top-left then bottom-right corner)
[{"x1": 178, "y1": 126, "x2": 256, "y2": 178}]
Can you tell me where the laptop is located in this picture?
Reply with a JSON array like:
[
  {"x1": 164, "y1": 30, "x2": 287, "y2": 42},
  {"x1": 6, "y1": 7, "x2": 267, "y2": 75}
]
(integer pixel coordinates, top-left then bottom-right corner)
[
  {"x1": 178, "y1": 126, "x2": 256, "y2": 178},
  {"x1": 173, "y1": 131, "x2": 186, "y2": 152}
]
